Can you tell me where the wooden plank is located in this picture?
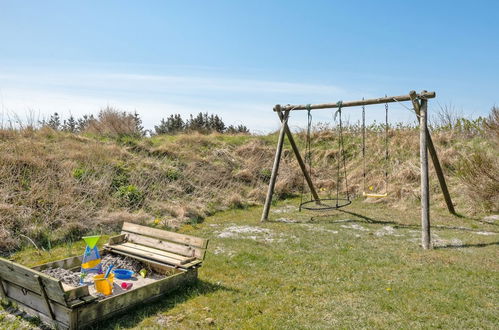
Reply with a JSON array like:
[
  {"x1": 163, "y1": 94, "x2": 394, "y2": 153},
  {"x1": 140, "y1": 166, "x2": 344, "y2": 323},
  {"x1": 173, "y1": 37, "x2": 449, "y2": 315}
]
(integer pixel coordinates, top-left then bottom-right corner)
[
  {"x1": 278, "y1": 91, "x2": 436, "y2": 111},
  {"x1": 103, "y1": 247, "x2": 191, "y2": 270},
  {"x1": 124, "y1": 232, "x2": 206, "y2": 260},
  {"x1": 180, "y1": 259, "x2": 203, "y2": 269},
  {"x1": 64, "y1": 285, "x2": 92, "y2": 302},
  {"x1": 261, "y1": 108, "x2": 289, "y2": 222},
  {"x1": 120, "y1": 242, "x2": 195, "y2": 263},
  {"x1": 122, "y1": 222, "x2": 208, "y2": 248},
  {"x1": 7, "y1": 302, "x2": 71, "y2": 330},
  {"x1": 278, "y1": 110, "x2": 320, "y2": 202},
  {"x1": 108, "y1": 233, "x2": 127, "y2": 245},
  {"x1": 409, "y1": 90, "x2": 456, "y2": 215},
  {"x1": 2, "y1": 280, "x2": 72, "y2": 325},
  {"x1": 419, "y1": 98, "x2": 431, "y2": 249},
  {"x1": 0, "y1": 275, "x2": 7, "y2": 300},
  {"x1": 35, "y1": 275, "x2": 56, "y2": 320},
  {"x1": 0, "y1": 257, "x2": 68, "y2": 305},
  {"x1": 77, "y1": 269, "x2": 197, "y2": 328},
  {"x1": 32, "y1": 255, "x2": 82, "y2": 271},
  {"x1": 105, "y1": 244, "x2": 186, "y2": 266}
]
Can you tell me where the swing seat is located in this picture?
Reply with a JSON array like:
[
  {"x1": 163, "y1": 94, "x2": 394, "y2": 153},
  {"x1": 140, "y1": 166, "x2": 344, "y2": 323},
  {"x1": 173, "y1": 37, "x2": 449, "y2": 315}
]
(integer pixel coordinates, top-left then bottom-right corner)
[{"x1": 362, "y1": 192, "x2": 388, "y2": 198}]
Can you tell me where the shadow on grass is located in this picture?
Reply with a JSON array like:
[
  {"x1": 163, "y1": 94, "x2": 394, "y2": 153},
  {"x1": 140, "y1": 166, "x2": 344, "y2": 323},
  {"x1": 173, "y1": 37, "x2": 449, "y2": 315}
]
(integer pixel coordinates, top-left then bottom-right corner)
[
  {"x1": 270, "y1": 208, "x2": 499, "y2": 239},
  {"x1": 434, "y1": 241, "x2": 499, "y2": 249},
  {"x1": 92, "y1": 279, "x2": 235, "y2": 329}
]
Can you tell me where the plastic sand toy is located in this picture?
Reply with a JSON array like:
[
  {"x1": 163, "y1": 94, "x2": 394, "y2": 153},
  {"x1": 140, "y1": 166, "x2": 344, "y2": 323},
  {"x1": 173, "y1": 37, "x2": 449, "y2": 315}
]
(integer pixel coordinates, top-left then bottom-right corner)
[
  {"x1": 81, "y1": 235, "x2": 102, "y2": 274},
  {"x1": 93, "y1": 273, "x2": 115, "y2": 295}
]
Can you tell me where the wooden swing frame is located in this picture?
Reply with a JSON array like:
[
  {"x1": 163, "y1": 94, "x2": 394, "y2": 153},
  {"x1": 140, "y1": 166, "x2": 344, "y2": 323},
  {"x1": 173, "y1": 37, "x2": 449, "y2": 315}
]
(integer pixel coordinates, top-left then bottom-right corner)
[{"x1": 260, "y1": 90, "x2": 456, "y2": 250}]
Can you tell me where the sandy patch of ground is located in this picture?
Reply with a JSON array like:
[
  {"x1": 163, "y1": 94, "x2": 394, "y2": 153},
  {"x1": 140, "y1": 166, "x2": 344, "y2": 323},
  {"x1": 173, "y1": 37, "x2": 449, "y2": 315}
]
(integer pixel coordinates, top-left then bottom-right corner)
[
  {"x1": 212, "y1": 246, "x2": 235, "y2": 257},
  {"x1": 374, "y1": 226, "x2": 403, "y2": 237},
  {"x1": 216, "y1": 225, "x2": 294, "y2": 243},
  {"x1": 274, "y1": 218, "x2": 300, "y2": 223},
  {"x1": 474, "y1": 231, "x2": 496, "y2": 236},
  {"x1": 271, "y1": 205, "x2": 296, "y2": 214},
  {"x1": 299, "y1": 224, "x2": 339, "y2": 234},
  {"x1": 340, "y1": 224, "x2": 369, "y2": 231}
]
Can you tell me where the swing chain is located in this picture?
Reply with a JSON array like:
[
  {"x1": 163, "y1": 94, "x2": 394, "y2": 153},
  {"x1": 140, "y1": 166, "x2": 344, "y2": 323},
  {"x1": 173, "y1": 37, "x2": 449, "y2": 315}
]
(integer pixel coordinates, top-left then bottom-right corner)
[{"x1": 299, "y1": 107, "x2": 313, "y2": 210}]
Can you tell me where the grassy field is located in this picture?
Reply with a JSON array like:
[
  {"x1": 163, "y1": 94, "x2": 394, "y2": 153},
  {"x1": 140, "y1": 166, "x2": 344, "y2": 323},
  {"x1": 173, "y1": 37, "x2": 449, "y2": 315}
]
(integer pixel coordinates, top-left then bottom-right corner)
[{"x1": 2, "y1": 198, "x2": 498, "y2": 329}]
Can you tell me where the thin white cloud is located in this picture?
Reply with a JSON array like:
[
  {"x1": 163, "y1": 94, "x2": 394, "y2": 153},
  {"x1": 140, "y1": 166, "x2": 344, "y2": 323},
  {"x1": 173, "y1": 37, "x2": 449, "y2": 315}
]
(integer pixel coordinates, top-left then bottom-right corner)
[{"x1": 0, "y1": 68, "x2": 410, "y2": 132}]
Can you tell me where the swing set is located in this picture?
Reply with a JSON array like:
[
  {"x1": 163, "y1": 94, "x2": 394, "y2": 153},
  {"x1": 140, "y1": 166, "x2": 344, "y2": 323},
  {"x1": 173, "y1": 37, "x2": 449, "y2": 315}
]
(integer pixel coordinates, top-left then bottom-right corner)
[{"x1": 260, "y1": 91, "x2": 456, "y2": 250}]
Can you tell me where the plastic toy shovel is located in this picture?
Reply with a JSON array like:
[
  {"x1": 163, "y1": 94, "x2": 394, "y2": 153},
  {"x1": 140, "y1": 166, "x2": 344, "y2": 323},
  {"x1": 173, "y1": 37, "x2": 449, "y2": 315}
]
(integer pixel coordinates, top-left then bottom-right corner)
[{"x1": 104, "y1": 265, "x2": 114, "y2": 279}]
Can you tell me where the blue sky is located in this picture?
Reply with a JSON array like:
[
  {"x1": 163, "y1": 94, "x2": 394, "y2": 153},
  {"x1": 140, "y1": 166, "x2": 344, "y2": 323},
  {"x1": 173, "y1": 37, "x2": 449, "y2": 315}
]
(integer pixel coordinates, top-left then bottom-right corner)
[{"x1": 0, "y1": 1, "x2": 498, "y2": 132}]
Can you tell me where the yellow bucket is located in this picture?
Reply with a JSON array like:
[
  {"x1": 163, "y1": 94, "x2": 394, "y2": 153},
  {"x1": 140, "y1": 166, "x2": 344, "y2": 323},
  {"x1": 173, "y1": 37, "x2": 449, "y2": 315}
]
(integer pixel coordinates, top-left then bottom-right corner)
[{"x1": 93, "y1": 273, "x2": 114, "y2": 295}]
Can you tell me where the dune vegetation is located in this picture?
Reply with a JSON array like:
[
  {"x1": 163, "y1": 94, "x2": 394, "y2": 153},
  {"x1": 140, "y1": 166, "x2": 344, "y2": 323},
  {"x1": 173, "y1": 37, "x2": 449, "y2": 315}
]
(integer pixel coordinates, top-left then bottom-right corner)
[{"x1": 0, "y1": 107, "x2": 497, "y2": 253}]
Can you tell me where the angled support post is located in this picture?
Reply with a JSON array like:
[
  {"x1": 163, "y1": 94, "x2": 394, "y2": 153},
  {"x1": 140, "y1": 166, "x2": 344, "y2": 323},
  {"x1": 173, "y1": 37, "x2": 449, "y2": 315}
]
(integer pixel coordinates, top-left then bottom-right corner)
[
  {"x1": 409, "y1": 90, "x2": 456, "y2": 215},
  {"x1": 261, "y1": 107, "x2": 290, "y2": 222},
  {"x1": 0, "y1": 276, "x2": 7, "y2": 300},
  {"x1": 35, "y1": 275, "x2": 56, "y2": 321},
  {"x1": 419, "y1": 97, "x2": 431, "y2": 249},
  {"x1": 277, "y1": 111, "x2": 320, "y2": 202}
]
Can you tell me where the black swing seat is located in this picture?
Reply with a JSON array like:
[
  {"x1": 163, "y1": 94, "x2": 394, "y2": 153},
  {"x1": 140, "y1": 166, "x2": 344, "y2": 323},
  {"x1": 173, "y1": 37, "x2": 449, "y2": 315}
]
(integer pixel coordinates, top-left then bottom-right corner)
[{"x1": 300, "y1": 198, "x2": 351, "y2": 211}]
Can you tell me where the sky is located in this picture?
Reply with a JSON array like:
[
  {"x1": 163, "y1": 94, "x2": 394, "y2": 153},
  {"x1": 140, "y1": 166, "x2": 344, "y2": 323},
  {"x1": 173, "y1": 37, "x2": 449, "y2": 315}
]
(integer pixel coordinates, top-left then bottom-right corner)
[{"x1": 0, "y1": 1, "x2": 498, "y2": 133}]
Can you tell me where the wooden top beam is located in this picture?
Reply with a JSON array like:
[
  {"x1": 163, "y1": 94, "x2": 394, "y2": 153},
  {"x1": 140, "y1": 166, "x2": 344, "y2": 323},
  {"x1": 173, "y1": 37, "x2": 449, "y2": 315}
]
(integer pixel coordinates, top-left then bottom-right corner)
[{"x1": 276, "y1": 90, "x2": 436, "y2": 112}]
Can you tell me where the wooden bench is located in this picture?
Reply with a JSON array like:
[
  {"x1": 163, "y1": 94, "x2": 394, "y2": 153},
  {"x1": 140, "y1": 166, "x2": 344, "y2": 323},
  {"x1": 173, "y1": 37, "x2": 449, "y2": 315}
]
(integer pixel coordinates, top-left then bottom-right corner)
[{"x1": 104, "y1": 222, "x2": 208, "y2": 269}]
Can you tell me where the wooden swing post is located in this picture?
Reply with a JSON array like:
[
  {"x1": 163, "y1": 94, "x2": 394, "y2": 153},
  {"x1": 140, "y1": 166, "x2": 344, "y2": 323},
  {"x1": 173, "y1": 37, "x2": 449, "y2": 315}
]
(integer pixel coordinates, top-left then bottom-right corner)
[
  {"x1": 419, "y1": 97, "x2": 431, "y2": 249},
  {"x1": 261, "y1": 107, "x2": 289, "y2": 222},
  {"x1": 261, "y1": 90, "x2": 450, "y2": 250},
  {"x1": 409, "y1": 91, "x2": 456, "y2": 215},
  {"x1": 261, "y1": 108, "x2": 321, "y2": 223}
]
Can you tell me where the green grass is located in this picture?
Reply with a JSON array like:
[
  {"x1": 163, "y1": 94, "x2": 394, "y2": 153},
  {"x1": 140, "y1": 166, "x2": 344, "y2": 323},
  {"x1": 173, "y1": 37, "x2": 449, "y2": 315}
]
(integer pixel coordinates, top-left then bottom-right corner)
[{"x1": 2, "y1": 201, "x2": 498, "y2": 329}]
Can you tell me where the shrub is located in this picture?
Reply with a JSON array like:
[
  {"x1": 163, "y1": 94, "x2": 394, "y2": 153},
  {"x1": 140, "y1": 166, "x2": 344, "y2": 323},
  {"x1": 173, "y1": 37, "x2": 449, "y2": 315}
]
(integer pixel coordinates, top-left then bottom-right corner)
[
  {"x1": 115, "y1": 184, "x2": 145, "y2": 209},
  {"x1": 111, "y1": 163, "x2": 129, "y2": 190},
  {"x1": 456, "y1": 152, "x2": 499, "y2": 212},
  {"x1": 165, "y1": 168, "x2": 181, "y2": 181},
  {"x1": 72, "y1": 167, "x2": 89, "y2": 181},
  {"x1": 85, "y1": 107, "x2": 144, "y2": 138}
]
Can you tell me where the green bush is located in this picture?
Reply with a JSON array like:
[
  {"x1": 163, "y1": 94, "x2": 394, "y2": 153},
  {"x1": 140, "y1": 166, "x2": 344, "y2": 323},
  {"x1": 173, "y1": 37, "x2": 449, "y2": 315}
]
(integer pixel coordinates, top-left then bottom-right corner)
[
  {"x1": 111, "y1": 163, "x2": 129, "y2": 189},
  {"x1": 165, "y1": 168, "x2": 181, "y2": 181},
  {"x1": 115, "y1": 184, "x2": 145, "y2": 209},
  {"x1": 72, "y1": 167, "x2": 89, "y2": 181}
]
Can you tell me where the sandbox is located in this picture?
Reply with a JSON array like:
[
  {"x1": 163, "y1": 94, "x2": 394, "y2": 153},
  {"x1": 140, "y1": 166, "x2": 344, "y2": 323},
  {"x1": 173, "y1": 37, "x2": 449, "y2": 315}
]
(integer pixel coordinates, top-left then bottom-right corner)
[{"x1": 0, "y1": 222, "x2": 208, "y2": 329}]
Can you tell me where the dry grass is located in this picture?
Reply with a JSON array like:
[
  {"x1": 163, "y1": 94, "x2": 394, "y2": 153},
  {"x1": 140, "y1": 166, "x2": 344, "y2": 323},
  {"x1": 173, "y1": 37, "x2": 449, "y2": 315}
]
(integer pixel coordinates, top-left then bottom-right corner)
[{"x1": 0, "y1": 108, "x2": 497, "y2": 253}]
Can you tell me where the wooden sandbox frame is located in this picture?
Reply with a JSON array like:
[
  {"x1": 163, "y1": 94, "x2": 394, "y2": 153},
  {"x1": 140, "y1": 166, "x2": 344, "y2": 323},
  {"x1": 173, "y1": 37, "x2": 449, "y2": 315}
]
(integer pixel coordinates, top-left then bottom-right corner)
[{"x1": 0, "y1": 222, "x2": 209, "y2": 329}]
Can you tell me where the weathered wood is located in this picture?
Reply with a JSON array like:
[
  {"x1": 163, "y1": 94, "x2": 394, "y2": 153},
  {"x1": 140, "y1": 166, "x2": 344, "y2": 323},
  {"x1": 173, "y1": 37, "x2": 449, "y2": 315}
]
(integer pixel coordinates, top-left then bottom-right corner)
[
  {"x1": 2, "y1": 223, "x2": 207, "y2": 329},
  {"x1": 278, "y1": 91, "x2": 436, "y2": 111},
  {"x1": 108, "y1": 233, "x2": 127, "y2": 245},
  {"x1": 77, "y1": 269, "x2": 197, "y2": 328},
  {"x1": 0, "y1": 275, "x2": 7, "y2": 300},
  {"x1": 33, "y1": 255, "x2": 83, "y2": 272},
  {"x1": 261, "y1": 108, "x2": 290, "y2": 222},
  {"x1": 277, "y1": 110, "x2": 320, "y2": 202},
  {"x1": 121, "y1": 242, "x2": 196, "y2": 263},
  {"x1": 8, "y1": 300, "x2": 71, "y2": 330},
  {"x1": 122, "y1": 222, "x2": 208, "y2": 248},
  {"x1": 0, "y1": 257, "x2": 68, "y2": 305},
  {"x1": 419, "y1": 98, "x2": 431, "y2": 249},
  {"x1": 105, "y1": 244, "x2": 189, "y2": 266},
  {"x1": 124, "y1": 232, "x2": 205, "y2": 260},
  {"x1": 2, "y1": 280, "x2": 73, "y2": 325},
  {"x1": 35, "y1": 275, "x2": 56, "y2": 321},
  {"x1": 104, "y1": 246, "x2": 202, "y2": 270},
  {"x1": 409, "y1": 90, "x2": 456, "y2": 215}
]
